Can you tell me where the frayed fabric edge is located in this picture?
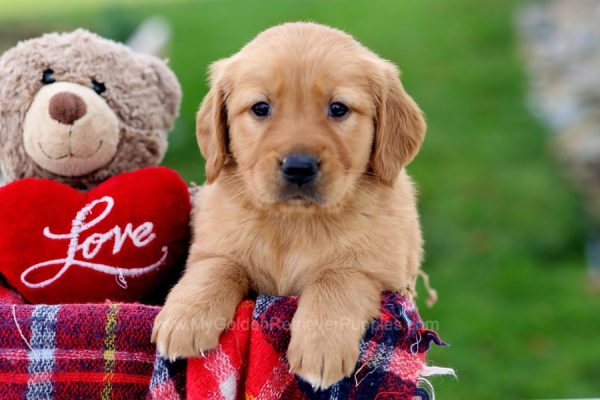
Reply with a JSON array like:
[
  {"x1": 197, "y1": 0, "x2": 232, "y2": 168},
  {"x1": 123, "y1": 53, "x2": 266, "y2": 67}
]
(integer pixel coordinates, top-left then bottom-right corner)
[
  {"x1": 414, "y1": 364, "x2": 457, "y2": 400},
  {"x1": 420, "y1": 364, "x2": 456, "y2": 379}
]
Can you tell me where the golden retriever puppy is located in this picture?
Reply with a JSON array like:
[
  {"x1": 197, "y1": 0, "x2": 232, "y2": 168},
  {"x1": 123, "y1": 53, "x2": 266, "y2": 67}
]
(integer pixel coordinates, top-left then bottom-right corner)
[{"x1": 152, "y1": 22, "x2": 426, "y2": 389}]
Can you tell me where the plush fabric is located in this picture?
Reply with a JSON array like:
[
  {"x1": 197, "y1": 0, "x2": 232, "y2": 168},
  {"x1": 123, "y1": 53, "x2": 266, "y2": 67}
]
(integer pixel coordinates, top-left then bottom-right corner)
[
  {"x1": 22, "y1": 81, "x2": 121, "y2": 178},
  {"x1": 0, "y1": 29, "x2": 181, "y2": 189},
  {"x1": 0, "y1": 285, "x2": 24, "y2": 305},
  {"x1": 0, "y1": 292, "x2": 444, "y2": 400},
  {"x1": 0, "y1": 167, "x2": 190, "y2": 304}
]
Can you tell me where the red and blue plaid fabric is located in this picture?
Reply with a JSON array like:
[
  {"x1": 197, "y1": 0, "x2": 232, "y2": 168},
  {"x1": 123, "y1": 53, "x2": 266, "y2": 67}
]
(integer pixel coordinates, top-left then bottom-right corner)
[
  {"x1": 188, "y1": 292, "x2": 445, "y2": 400},
  {"x1": 0, "y1": 299, "x2": 186, "y2": 400},
  {"x1": 0, "y1": 289, "x2": 444, "y2": 399}
]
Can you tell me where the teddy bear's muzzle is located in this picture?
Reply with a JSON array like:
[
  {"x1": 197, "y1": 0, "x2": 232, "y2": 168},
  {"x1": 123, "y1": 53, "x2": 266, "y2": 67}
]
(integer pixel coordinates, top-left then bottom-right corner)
[{"x1": 22, "y1": 81, "x2": 120, "y2": 177}]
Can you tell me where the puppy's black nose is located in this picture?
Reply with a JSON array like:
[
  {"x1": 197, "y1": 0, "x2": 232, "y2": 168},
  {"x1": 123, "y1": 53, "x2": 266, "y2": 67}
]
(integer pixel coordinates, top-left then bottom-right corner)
[{"x1": 281, "y1": 154, "x2": 319, "y2": 185}]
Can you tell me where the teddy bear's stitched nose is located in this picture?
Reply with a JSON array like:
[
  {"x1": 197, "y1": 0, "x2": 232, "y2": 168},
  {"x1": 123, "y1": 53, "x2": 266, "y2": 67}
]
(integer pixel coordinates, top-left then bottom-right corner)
[{"x1": 49, "y1": 92, "x2": 87, "y2": 125}]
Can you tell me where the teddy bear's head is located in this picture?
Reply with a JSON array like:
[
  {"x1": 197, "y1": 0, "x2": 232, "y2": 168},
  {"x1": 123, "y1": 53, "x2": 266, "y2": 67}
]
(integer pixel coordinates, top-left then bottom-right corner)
[{"x1": 0, "y1": 29, "x2": 181, "y2": 189}]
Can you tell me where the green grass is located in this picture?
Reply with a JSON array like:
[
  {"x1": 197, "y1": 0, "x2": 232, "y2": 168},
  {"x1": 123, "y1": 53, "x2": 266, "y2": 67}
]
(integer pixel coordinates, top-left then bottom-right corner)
[
  {"x1": 0, "y1": 0, "x2": 151, "y2": 18},
  {"x1": 2, "y1": 1, "x2": 600, "y2": 398}
]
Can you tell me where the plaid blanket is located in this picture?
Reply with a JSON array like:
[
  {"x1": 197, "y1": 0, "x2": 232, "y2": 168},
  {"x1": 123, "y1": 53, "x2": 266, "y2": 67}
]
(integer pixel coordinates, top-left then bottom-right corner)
[
  {"x1": 0, "y1": 301, "x2": 186, "y2": 400},
  {"x1": 0, "y1": 289, "x2": 446, "y2": 400},
  {"x1": 188, "y1": 292, "x2": 445, "y2": 400}
]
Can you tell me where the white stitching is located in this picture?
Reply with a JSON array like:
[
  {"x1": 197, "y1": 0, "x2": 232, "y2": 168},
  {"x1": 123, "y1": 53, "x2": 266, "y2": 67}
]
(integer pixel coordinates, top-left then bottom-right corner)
[{"x1": 20, "y1": 195, "x2": 167, "y2": 289}]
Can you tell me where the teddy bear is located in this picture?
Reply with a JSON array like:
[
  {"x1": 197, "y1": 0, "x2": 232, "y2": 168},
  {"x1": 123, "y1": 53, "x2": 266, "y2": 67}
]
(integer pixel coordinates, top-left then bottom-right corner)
[{"x1": 0, "y1": 29, "x2": 191, "y2": 304}]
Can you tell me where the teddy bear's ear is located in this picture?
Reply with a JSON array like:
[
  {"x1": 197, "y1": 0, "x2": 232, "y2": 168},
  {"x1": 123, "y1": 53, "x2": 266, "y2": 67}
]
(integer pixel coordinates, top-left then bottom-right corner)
[
  {"x1": 140, "y1": 55, "x2": 182, "y2": 131},
  {"x1": 196, "y1": 59, "x2": 230, "y2": 184}
]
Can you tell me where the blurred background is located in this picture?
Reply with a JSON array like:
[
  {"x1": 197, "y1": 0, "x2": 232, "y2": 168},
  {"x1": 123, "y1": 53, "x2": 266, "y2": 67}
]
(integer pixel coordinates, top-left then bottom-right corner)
[{"x1": 1, "y1": 0, "x2": 599, "y2": 398}]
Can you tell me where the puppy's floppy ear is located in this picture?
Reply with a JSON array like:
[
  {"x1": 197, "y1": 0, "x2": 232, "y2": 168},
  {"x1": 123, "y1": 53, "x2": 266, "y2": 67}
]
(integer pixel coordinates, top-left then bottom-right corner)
[
  {"x1": 371, "y1": 61, "x2": 426, "y2": 185},
  {"x1": 196, "y1": 60, "x2": 230, "y2": 184}
]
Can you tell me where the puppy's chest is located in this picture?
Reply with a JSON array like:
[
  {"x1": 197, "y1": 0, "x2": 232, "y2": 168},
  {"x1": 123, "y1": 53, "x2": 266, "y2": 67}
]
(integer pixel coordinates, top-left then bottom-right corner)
[{"x1": 244, "y1": 226, "x2": 339, "y2": 295}]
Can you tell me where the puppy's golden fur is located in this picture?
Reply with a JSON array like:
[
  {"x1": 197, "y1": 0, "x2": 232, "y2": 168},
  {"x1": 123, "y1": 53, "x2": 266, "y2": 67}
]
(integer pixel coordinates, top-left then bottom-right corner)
[{"x1": 152, "y1": 22, "x2": 426, "y2": 389}]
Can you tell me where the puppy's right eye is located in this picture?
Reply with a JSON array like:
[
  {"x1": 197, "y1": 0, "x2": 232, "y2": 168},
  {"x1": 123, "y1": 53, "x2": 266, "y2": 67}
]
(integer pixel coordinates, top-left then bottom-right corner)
[
  {"x1": 251, "y1": 102, "x2": 271, "y2": 117},
  {"x1": 328, "y1": 102, "x2": 349, "y2": 118},
  {"x1": 41, "y1": 69, "x2": 55, "y2": 85}
]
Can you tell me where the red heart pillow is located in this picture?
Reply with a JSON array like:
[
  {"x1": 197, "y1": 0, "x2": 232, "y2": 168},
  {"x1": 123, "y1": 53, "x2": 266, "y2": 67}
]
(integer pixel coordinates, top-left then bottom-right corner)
[{"x1": 0, "y1": 167, "x2": 190, "y2": 304}]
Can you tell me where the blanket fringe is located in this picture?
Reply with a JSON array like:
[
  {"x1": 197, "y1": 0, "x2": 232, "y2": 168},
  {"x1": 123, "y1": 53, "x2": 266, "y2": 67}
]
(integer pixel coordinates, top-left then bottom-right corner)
[
  {"x1": 415, "y1": 364, "x2": 457, "y2": 400},
  {"x1": 418, "y1": 271, "x2": 438, "y2": 307},
  {"x1": 420, "y1": 364, "x2": 456, "y2": 379},
  {"x1": 11, "y1": 305, "x2": 32, "y2": 351}
]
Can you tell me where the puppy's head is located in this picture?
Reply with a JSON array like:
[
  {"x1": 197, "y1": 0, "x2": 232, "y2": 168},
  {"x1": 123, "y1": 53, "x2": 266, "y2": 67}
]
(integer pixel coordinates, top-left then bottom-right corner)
[{"x1": 197, "y1": 22, "x2": 425, "y2": 212}]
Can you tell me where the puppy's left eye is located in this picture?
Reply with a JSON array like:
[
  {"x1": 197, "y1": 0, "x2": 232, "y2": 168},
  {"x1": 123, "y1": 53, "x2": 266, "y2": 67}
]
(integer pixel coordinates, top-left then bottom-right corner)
[
  {"x1": 328, "y1": 102, "x2": 349, "y2": 118},
  {"x1": 251, "y1": 102, "x2": 271, "y2": 117},
  {"x1": 92, "y1": 80, "x2": 106, "y2": 95}
]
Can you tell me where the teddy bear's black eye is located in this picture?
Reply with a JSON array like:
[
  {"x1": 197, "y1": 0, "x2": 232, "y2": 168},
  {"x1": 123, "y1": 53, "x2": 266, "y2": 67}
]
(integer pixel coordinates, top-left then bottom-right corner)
[
  {"x1": 251, "y1": 101, "x2": 271, "y2": 118},
  {"x1": 92, "y1": 80, "x2": 106, "y2": 95},
  {"x1": 328, "y1": 102, "x2": 349, "y2": 118},
  {"x1": 41, "y1": 69, "x2": 55, "y2": 85}
]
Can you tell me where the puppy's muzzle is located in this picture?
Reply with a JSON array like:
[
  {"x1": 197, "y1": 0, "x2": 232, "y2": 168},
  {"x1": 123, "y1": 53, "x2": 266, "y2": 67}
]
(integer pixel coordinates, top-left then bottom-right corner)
[{"x1": 280, "y1": 153, "x2": 319, "y2": 186}]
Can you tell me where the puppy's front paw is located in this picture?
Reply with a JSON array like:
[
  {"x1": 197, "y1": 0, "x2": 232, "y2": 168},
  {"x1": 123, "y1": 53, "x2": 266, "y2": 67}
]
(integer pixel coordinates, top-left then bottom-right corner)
[
  {"x1": 287, "y1": 316, "x2": 361, "y2": 390},
  {"x1": 151, "y1": 302, "x2": 228, "y2": 361}
]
